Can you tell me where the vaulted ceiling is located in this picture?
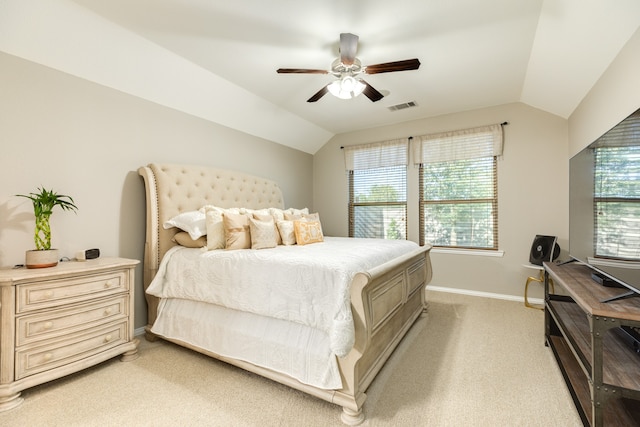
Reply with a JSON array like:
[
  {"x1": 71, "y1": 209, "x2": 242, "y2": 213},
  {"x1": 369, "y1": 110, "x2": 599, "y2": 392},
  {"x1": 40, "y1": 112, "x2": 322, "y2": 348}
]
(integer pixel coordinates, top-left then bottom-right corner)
[{"x1": 1, "y1": 0, "x2": 639, "y2": 153}]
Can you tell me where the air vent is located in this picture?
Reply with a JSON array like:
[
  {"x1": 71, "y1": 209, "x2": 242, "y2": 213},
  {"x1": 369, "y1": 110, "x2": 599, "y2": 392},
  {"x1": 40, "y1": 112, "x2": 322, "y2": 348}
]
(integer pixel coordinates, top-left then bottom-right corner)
[{"x1": 388, "y1": 101, "x2": 418, "y2": 112}]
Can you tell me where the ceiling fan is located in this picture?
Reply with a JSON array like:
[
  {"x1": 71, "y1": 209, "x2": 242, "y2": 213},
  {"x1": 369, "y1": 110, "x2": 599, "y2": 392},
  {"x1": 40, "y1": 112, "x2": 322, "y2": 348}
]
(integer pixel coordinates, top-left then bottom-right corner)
[{"x1": 277, "y1": 33, "x2": 420, "y2": 103}]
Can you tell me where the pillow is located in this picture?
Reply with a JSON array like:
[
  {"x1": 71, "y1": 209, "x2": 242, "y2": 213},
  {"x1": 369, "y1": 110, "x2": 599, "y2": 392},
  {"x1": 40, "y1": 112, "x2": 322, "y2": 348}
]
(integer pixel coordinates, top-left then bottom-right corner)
[
  {"x1": 249, "y1": 217, "x2": 278, "y2": 249},
  {"x1": 205, "y1": 209, "x2": 226, "y2": 250},
  {"x1": 240, "y1": 207, "x2": 270, "y2": 216},
  {"x1": 223, "y1": 212, "x2": 251, "y2": 250},
  {"x1": 269, "y1": 208, "x2": 285, "y2": 222},
  {"x1": 285, "y1": 207, "x2": 309, "y2": 216},
  {"x1": 163, "y1": 211, "x2": 206, "y2": 240},
  {"x1": 254, "y1": 213, "x2": 282, "y2": 245},
  {"x1": 304, "y1": 212, "x2": 320, "y2": 221},
  {"x1": 284, "y1": 212, "x2": 303, "y2": 221},
  {"x1": 276, "y1": 220, "x2": 297, "y2": 245},
  {"x1": 172, "y1": 231, "x2": 207, "y2": 248},
  {"x1": 294, "y1": 220, "x2": 324, "y2": 245}
]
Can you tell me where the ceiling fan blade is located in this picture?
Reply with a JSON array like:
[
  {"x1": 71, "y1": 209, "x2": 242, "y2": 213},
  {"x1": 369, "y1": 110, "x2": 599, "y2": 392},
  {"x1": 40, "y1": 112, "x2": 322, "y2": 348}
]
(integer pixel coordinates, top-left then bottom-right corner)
[
  {"x1": 307, "y1": 85, "x2": 329, "y2": 102},
  {"x1": 365, "y1": 58, "x2": 421, "y2": 74},
  {"x1": 340, "y1": 33, "x2": 359, "y2": 66},
  {"x1": 360, "y1": 80, "x2": 384, "y2": 102},
  {"x1": 277, "y1": 68, "x2": 329, "y2": 74}
]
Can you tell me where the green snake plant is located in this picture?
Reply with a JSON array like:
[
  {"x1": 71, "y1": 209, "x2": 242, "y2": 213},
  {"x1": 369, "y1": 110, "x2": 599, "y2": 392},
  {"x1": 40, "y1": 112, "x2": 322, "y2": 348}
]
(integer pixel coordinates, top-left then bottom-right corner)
[{"x1": 17, "y1": 187, "x2": 78, "y2": 250}]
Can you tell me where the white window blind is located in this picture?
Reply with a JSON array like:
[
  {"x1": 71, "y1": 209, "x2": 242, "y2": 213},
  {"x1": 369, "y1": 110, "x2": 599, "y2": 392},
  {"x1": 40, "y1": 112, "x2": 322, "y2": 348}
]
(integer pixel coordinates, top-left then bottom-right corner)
[
  {"x1": 345, "y1": 139, "x2": 408, "y2": 240},
  {"x1": 412, "y1": 124, "x2": 503, "y2": 164},
  {"x1": 414, "y1": 124, "x2": 502, "y2": 249}
]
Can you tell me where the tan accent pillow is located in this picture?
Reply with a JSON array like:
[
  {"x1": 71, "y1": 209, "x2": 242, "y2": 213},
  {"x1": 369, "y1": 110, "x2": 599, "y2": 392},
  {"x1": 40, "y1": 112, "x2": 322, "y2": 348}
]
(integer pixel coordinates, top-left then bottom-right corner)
[
  {"x1": 284, "y1": 212, "x2": 304, "y2": 221},
  {"x1": 172, "y1": 231, "x2": 207, "y2": 248},
  {"x1": 294, "y1": 220, "x2": 324, "y2": 245},
  {"x1": 276, "y1": 220, "x2": 298, "y2": 245},
  {"x1": 205, "y1": 209, "x2": 225, "y2": 250},
  {"x1": 249, "y1": 217, "x2": 278, "y2": 249},
  {"x1": 224, "y1": 212, "x2": 251, "y2": 250},
  {"x1": 254, "y1": 213, "x2": 282, "y2": 245}
]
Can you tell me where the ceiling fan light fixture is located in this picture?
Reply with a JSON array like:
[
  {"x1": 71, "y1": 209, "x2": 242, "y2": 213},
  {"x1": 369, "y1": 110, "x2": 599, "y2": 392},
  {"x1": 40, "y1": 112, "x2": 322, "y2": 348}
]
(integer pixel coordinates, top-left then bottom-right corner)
[{"x1": 327, "y1": 76, "x2": 366, "y2": 100}]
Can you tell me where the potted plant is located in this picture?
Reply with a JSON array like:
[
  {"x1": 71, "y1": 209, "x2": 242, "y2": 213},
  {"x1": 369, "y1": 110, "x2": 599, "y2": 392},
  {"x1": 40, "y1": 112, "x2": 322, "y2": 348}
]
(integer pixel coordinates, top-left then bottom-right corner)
[{"x1": 17, "y1": 187, "x2": 78, "y2": 268}]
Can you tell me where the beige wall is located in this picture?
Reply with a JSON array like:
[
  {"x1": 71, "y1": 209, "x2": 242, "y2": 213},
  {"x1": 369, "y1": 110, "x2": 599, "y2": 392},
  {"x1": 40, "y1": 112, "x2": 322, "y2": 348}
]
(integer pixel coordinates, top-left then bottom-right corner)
[
  {"x1": 569, "y1": 27, "x2": 640, "y2": 156},
  {"x1": 0, "y1": 52, "x2": 313, "y2": 329},
  {"x1": 314, "y1": 103, "x2": 568, "y2": 299}
]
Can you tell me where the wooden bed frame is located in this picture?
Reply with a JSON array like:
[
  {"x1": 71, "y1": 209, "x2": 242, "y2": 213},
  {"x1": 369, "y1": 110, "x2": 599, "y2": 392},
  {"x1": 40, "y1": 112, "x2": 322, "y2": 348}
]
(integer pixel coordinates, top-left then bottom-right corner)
[{"x1": 138, "y1": 163, "x2": 432, "y2": 425}]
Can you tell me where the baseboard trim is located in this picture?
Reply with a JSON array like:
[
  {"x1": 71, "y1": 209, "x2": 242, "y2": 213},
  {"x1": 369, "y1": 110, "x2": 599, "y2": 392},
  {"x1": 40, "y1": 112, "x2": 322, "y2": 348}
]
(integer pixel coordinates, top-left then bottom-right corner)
[
  {"x1": 134, "y1": 326, "x2": 147, "y2": 337},
  {"x1": 426, "y1": 285, "x2": 544, "y2": 306}
]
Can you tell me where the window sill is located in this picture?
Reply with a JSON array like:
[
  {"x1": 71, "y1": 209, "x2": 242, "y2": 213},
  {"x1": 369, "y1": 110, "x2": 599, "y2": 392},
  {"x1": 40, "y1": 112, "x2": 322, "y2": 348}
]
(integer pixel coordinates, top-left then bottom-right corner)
[{"x1": 430, "y1": 247, "x2": 505, "y2": 257}]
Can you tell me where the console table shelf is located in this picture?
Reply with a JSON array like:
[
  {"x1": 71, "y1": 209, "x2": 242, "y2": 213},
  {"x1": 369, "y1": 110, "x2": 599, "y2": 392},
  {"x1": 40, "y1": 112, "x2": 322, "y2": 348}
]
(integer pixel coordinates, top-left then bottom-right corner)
[{"x1": 544, "y1": 261, "x2": 640, "y2": 426}]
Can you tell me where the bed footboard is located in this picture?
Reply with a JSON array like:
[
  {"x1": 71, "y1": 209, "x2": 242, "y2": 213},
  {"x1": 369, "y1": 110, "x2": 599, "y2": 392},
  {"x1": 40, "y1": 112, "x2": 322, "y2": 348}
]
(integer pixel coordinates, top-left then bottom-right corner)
[{"x1": 336, "y1": 245, "x2": 432, "y2": 425}]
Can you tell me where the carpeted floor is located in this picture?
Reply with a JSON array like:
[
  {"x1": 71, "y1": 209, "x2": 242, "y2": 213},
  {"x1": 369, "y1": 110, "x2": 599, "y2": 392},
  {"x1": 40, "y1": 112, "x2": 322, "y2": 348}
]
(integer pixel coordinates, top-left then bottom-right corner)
[{"x1": 0, "y1": 290, "x2": 582, "y2": 426}]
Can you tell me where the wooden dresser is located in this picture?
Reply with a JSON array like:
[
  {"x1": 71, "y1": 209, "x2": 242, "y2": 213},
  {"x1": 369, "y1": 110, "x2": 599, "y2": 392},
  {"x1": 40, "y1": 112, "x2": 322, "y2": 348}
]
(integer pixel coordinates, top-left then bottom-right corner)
[
  {"x1": 544, "y1": 261, "x2": 640, "y2": 426},
  {"x1": 0, "y1": 257, "x2": 139, "y2": 411}
]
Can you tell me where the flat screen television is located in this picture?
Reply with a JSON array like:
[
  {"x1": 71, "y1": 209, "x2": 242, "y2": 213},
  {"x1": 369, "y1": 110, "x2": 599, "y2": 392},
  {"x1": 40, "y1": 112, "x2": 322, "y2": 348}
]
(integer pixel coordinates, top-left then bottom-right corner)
[{"x1": 569, "y1": 107, "x2": 640, "y2": 302}]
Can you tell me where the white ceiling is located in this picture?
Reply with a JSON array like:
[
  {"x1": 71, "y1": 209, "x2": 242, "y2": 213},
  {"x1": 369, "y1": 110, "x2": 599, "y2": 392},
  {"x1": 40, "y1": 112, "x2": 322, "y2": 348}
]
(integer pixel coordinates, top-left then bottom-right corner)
[{"x1": 2, "y1": 0, "x2": 640, "y2": 153}]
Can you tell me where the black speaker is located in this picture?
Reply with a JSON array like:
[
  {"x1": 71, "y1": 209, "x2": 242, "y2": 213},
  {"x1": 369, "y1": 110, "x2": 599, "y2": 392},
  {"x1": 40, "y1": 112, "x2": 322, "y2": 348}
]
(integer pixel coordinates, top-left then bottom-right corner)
[{"x1": 529, "y1": 235, "x2": 560, "y2": 265}]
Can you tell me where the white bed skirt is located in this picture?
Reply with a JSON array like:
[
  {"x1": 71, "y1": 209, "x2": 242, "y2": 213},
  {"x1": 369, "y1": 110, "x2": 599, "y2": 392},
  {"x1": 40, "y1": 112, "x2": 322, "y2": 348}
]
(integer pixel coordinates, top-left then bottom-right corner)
[{"x1": 151, "y1": 298, "x2": 343, "y2": 389}]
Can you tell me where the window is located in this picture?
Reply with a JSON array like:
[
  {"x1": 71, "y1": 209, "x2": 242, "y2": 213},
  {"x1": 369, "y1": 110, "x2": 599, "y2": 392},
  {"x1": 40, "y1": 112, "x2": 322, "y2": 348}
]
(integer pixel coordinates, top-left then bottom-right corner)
[
  {"x1": 414, "y1": 124, "x2": 503, "y2": 249},
  {"x1": 344, "y1": 139, "x2": 408, "y2": 239},
  {"x1": 594, "y1": 145, "x2": 640, "y2": 261}
]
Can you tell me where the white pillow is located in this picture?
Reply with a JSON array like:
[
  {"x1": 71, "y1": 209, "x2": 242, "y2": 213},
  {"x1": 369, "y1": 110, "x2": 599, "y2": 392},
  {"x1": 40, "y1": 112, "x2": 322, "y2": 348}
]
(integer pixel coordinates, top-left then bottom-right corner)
[
  {"x1": 285, "y1": 207, "x2": 309, "y2": 216},
  {"x1": 269, "y1": 208, "x2": 285, "y2": 222},
  {"x1": 277, "y1": 220, "x2": 298, "y2": 245},
  {"x1": 163, "y1": 211, "x2": 206, "y2": 240}
]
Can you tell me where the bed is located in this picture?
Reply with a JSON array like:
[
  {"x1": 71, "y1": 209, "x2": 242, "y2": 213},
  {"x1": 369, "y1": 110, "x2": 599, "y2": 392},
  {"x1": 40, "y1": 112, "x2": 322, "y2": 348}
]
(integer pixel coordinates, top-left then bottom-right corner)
[{"x1": 138, "y1": 163, "x2": 432, "y2": 425}]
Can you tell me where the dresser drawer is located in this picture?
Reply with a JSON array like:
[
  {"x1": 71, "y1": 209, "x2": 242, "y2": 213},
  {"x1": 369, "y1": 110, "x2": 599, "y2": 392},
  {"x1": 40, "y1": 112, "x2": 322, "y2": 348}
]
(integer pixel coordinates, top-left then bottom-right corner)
[
  {"x1": 15, "y1": 321, "x2": 128, "y2": 380},
  {"x1": 16, "y1": 271, "x2": 128, "y2": 313},
  {"x1": 16, "y1": 296, "x2": 129, "y2": 347}
]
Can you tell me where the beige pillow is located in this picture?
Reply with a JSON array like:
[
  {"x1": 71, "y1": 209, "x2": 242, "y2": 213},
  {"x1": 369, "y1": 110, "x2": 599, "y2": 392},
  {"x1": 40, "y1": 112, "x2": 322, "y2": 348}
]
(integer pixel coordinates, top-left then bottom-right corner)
[
  {"x1": 224, "y1": 212, "x2": 251, "y2": 250},
  {"x1": 304, "y1": 212, "x2": 320, "y2": 221},
  {"x1": 284, "y1": 212, "x2": 304, "y2": 221},
  {"x1": 294, "y1": 220, "x2": 324, "y2": 245},
  {"x1": 249, "y1": 217, "x2": 278, "y2": 249},
  {"x1": 205, "y1": 209, "x2": 225, "y2": 250},
  {"x1": 172, "y1": 231, "x2": 207, "y2": 248},
  {"x1": 254, "y1": 213, "x2": 282, "y2": 245},
  {"x1": 276, "y1": 220, "x2": 297, "y2": 245}
]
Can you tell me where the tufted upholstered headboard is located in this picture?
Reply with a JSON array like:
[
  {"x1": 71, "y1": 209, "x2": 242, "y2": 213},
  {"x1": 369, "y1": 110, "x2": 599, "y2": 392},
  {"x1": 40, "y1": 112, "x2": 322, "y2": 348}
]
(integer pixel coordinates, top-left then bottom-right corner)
[{"x1": 138, "y1": 163, "x2": 285, "y2": 325}]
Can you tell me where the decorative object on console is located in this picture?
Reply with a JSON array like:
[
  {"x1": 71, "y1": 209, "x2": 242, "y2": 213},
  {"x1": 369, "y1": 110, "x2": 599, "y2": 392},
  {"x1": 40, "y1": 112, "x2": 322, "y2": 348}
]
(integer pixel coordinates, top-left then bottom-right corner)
[
  {"x1": 16, "y1": 187, "x2": 78, "y2": 268},
  {"x1": 529, "y1": 235, "x2": 560, "y2": 266}
]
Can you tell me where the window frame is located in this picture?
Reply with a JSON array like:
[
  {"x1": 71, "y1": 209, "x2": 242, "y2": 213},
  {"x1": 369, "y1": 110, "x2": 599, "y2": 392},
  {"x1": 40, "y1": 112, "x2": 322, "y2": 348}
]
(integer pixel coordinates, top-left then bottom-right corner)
[
  {"x1": 418, "y1": 156, "x2": 498, "y2": 249},
  {"x1": 344, "y1": 139, "x2": 409, "y2": 240}
]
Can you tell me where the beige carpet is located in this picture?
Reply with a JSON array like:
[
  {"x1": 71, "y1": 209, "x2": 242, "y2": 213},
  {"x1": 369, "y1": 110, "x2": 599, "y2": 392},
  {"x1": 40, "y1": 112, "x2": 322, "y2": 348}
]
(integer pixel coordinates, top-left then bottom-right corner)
[{"x1": 0, "y1": 291, "x2": 582, "y2": 426}]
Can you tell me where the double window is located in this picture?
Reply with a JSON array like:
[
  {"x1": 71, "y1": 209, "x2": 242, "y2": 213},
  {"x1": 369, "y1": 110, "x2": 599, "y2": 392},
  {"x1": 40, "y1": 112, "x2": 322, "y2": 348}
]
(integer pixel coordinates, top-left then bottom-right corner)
[{"x1": 345, "y1": 124, "x2": 503, "y2": 249}]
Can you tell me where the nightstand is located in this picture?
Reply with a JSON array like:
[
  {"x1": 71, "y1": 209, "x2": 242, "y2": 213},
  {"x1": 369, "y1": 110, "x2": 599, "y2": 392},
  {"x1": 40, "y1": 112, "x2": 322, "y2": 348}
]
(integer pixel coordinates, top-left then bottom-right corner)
[{"x1": 0, "y1": 257, "x2": 139, "y2": 411}]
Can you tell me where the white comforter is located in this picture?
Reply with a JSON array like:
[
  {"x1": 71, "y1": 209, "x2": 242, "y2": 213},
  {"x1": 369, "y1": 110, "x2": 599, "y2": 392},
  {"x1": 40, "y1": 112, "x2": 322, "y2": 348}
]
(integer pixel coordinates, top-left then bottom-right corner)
[{"x1": 147, "y1": 236, "x2": 420, "y2": 357}]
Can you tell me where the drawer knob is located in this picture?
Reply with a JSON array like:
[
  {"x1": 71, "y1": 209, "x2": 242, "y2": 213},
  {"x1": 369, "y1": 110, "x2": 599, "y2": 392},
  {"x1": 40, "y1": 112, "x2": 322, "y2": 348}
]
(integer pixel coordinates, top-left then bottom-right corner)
[
  {"x1": 104, "y1": 334, "x2": 113, "y2": 343},
  {"x1": 43, "y1": 321, "x2": 53, "y2": 330},
  {"x1": 104, "y1": 308, "x2": 112, "y2": 316},
  {"x1": 43, "y1": 353, "x2": 53, "y2": 362},
  {"x1": 44, "y1": 291, "x2": 54, "y2": 299},
  {"x1": 104, "y1": 280, "x2": 119, "y2": 289}
]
